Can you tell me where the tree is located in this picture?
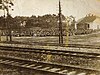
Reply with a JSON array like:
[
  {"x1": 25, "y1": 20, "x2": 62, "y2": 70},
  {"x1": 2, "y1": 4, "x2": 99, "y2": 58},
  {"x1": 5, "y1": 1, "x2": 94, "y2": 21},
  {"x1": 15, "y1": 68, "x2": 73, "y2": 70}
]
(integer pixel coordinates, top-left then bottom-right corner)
[
  {"x1": 0, "y1": 0, "x2": 14, "y2": 41},
  {"x1": 0, "y1": 16, "x2": 5, "y2": 29},
  {"x1": 0, "y1": 0, "x2": 2, "y2": 4},
  {"x1": 0, "y1": 0, "x2": 2, "y2": 9}
]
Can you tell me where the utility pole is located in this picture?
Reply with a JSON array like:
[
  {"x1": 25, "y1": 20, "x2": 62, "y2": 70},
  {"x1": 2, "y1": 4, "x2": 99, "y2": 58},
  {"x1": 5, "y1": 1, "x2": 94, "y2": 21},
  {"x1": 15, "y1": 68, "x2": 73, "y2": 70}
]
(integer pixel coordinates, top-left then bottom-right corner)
[{"x1": 58, "y1": 0, "x2": 63, "y2": 45}]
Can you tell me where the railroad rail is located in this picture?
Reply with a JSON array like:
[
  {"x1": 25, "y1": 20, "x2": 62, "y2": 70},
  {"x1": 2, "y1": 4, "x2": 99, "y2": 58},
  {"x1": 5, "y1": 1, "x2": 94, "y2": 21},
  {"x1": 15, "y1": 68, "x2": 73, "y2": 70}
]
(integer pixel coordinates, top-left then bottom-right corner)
[
  {"x1": 1, "y1": 41, "x2": 100, "y2": 49},
  {"x1": 0, "y1": 45, "x2": 100, "y2": 71},
  {"x1": 0, "y1": 45, "x2": 100, "y2": 59},
  {"x1": 0, "y1": 43, "x2": 100, "y2": 74},
  {"x1": 0, "y1": 56, "x2": 99, "y2": 75}
]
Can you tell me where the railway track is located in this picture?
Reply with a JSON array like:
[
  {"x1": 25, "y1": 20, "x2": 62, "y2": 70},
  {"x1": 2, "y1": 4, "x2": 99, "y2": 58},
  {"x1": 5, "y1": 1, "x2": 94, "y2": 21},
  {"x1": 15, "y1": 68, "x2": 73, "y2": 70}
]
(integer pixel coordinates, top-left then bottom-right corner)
[
  {"x1": 0, "y1": 45, "x2": 100, "y2": 74},
  {"x1": 0, "y1": 45, "x2": 100, "y2": 70},
  {"x1": 2, "y1": 41, "x2": 100, "y2": 49},
  {"x1": 0, "y1": 45, "x2": 100, "y2": 59},
  {"x1": 0, "y1": 56, "x2": 99, "y2": 75}
]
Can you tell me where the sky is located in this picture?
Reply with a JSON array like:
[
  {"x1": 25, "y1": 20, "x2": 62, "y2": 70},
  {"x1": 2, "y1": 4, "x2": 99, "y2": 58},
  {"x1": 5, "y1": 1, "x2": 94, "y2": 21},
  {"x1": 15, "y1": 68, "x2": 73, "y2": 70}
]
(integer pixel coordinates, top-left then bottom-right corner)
[{"x1": 0, "y1": 0, "x2": 100, "y2": 20}]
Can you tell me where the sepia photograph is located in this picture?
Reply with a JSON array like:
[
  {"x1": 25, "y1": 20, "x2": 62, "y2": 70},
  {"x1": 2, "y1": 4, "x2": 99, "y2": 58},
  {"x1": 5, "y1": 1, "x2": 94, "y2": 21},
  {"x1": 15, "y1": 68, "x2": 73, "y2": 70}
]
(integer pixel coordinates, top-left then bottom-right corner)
[{"x1": 0, "y1": 0, "x2": 100, "y2": 75}]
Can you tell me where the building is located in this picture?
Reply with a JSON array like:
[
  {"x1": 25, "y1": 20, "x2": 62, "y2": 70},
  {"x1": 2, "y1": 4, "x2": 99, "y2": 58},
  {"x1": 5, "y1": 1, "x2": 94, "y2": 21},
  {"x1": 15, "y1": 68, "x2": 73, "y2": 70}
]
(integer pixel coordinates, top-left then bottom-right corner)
[{"x1": 77, "y1": 14, "x2": 100, "y2": 30}]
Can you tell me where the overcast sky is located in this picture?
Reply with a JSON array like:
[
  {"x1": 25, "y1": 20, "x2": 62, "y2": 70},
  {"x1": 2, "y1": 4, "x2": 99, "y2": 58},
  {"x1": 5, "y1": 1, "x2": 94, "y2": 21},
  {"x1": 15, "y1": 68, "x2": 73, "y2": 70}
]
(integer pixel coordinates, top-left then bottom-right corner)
[{"x1": 0, "y1": 0, "x2": 100, "y2": 20}]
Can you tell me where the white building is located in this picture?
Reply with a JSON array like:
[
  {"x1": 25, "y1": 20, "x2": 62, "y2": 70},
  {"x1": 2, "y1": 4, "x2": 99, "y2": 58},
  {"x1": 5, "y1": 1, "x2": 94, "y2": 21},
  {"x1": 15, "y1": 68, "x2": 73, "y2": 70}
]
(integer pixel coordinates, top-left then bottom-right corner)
[
  {"x1": 88, "y1": 17, "x2": 100, "y2": 30},
  {"x1": 77, "y1": 15, "x2": 100, "y2": 30}
]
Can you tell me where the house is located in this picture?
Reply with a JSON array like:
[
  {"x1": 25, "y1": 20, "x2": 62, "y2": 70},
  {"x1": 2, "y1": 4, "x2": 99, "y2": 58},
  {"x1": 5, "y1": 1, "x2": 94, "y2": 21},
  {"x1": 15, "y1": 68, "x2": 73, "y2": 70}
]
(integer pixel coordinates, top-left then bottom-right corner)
[
  {"x1": 77, "y1": 14, "x2": 100, "y2": 30},
  {"x1": 89, "y1": 16, "x2": 100, "y2": 30}
]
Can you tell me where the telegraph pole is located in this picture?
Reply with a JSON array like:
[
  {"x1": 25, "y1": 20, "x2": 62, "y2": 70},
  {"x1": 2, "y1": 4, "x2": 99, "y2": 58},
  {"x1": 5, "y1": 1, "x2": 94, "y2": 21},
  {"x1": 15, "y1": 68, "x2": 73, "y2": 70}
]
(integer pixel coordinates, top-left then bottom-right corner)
[{"x1": 58, "y1": 0, "x2": 63, "y2": 45}]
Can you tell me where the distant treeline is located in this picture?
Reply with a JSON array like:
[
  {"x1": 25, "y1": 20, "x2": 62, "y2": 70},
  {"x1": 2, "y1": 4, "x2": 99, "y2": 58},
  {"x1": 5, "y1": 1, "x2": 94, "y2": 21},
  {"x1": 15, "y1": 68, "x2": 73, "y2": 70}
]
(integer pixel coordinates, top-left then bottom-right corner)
[{"x1": 0, "y1": 14, "x2": 66, "y2": 30}]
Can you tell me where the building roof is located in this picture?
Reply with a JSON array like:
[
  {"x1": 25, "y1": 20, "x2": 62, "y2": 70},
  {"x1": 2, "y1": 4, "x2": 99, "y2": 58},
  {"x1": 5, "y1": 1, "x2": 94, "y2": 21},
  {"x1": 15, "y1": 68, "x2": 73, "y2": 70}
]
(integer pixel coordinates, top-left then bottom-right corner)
[{"x1": 77, "y1": 15, "x2": 97, "y2": 24}]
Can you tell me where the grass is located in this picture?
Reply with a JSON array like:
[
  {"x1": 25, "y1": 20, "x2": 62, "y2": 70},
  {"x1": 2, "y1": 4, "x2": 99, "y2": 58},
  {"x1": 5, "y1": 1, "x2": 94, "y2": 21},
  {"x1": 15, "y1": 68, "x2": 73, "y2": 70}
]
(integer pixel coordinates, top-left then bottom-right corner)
[{"x1": 1, "y1": 31, "x2": 100, "y2": 46}]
